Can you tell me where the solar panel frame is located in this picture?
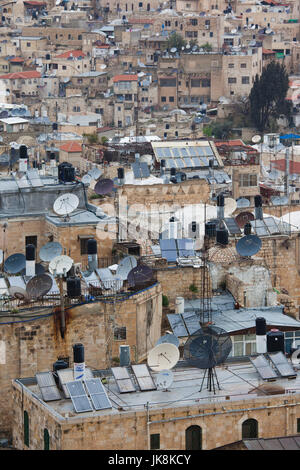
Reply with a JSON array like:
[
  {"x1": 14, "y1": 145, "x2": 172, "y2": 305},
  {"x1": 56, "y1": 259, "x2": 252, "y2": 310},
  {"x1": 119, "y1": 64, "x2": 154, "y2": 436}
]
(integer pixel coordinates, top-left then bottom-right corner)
[
  {"x1": 181, "y1": 311, "x2": 201, "y2": 335},
  {"x1": 131, "y1": 364, "x2": 156, "y2": 391},
  {"x1": 177, "y1": 238, "x2": 195, "y2": 257},
  {"x1": 192, "y1": 156, "x2": 202, "y2": 167},
  {"x1": 159, "y1": 238, "x2": 178, "y2": 262},
  {"x1": 163, "y1": 147, "x2": 172, "y2": 158},
  {"x1": 167, "y1": 313, "x2": 188, "y2": 337},
  {"x1": 264, "y1": 217, "x2": 280, "y2": 235},
  {"x1": 174, "y1": 158, "x2": 185, "y2": 169},
  {"x1": 250, "y1": 355, "x2": 279, "y2": 380},
  {"x1": 140, "y1": 162, "x2": 150, "y2": 178},
  {"x1": 84, "y1": 378, "x2": 112, "y2": 410},
  {"x1": 27, "y1": 169, "x2": 43, "y2": 188},
  {"x1": 200, "y1": 156, "x2": 209, "y2": 166},
  {"x1": 224, "y1": 217, "x2": 241, "y2": 235},
  {"x1": 183, "y1": 157, "x2": 193, "y2": 167},
  {"x1": 111, "y1": 367, "x2": 136, "y2": 393},
  {"x1": 66, "y1": 380, "x2": 94, "y2": 413},
  {"x1": 172, "y1": 147, "x2": 181, "y2": 158},
  {"x1": 36, "y1": 372, "x2": 61, "y2": 402},
  {"x1": 267, "y1": 352, "x2": 297, "y2": 378},
  {"x1": 180, "y1": 147, "x2": 189, "y2": 157},
  {"x1": 132, "y1": 162, "x2": 142, "y2": 179}
]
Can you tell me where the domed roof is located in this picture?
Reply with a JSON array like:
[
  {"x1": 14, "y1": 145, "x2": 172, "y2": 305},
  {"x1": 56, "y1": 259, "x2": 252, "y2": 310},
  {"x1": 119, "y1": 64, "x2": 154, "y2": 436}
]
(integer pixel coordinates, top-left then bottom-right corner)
[{"x1": 208, "y1": 245, "x2": 239, "y2": 263}]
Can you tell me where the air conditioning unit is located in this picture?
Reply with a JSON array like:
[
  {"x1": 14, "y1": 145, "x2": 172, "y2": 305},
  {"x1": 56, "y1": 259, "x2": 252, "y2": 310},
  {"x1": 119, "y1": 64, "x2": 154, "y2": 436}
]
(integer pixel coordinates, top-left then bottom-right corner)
[{"x1": 74, "y1": 263, "x2": 82, "y2": 275}]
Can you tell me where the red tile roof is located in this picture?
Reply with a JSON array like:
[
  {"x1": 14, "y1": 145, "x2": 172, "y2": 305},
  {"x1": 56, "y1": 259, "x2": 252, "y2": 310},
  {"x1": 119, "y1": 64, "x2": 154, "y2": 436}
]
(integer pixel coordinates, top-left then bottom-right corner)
[
  {"x1": 271, "y1": 159, "x2": 300, "y2": 174},
  {"x1": 263, "y1": 48, "x2": 275, "y2": 54},
  {"x1": 113, "y1": 74, "x2": 138, "y2": 83},
  {"x1": 55, "y1": 50, "x2": 86, "y2": 59},
  {"x1": 0, "y1": 70, "x2": 40, "y2": 79},
  {"x1": 60, "y1": 141, "x2": 82, "y2": 153},
  {"x1": 9, "y1": 57, "x2": 25, "y2": 63},
  {"x1": 215, "y1": 139, "x2": 245, "y2": 147}
]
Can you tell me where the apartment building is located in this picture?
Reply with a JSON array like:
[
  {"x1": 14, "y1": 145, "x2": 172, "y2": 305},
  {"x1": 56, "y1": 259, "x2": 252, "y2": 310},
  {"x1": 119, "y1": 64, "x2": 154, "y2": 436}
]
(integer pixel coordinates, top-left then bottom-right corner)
[{"x1": 113, "y1": 74, "x2": 138, "y2": 128}]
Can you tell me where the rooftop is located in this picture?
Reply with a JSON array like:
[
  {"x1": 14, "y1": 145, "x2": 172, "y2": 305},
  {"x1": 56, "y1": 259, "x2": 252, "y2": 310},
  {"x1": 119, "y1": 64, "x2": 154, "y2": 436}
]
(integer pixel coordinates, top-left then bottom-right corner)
[{"x1": 60, "y1": 141, "x2": 82, "y2": 153}]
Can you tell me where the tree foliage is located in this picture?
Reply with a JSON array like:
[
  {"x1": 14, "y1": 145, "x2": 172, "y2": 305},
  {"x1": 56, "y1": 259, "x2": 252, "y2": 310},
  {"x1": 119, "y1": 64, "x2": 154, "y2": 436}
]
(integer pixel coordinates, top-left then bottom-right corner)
[
  {"x1": 165, "y1": 32, "x2": 186, "y2": 51},
  {"x1": 249, "y1": 61, "x2": 291, "y2": 132}
]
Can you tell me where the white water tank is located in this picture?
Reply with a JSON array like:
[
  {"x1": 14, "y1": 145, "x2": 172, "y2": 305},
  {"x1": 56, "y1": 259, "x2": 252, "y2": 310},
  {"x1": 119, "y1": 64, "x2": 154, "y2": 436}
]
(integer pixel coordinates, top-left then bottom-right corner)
[{"x1": 175, "y1": 297, "x2": 184, "y2": 314}]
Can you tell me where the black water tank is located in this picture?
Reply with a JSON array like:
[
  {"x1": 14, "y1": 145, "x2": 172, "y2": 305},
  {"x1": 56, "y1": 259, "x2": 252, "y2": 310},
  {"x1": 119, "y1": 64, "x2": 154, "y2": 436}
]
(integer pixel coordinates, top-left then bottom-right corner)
[
  {"x1": 171, "y1": 167, "x2": 176, "y2": 176},
  {"x1": 26, "y1": 244, "x2": 35, "y2": 261},
  {"x1": 117, "y1": 167, "x2": 124, "y2": 179},
  {"x1": 267, "y1": 329, "x2": 285, "y2": 353},
  {"x1": 256, "y1": 317, "x2": 266, "y2": 335},
  {"x1": 87, "y1": 238, "x2": 97, "y2": 255},
  {"x1": 19, "y1": 145, "x2": 27, "y2": 159},
  {"x1": 32, "y1": 160, "x2": 38, "y2": 168},
  {"x1": 209, "y1": 159, "x2": 214, "y2": 168},
  {"x1": 254, "y1": 195, "x2": 262, "y2": 207},
  {"x1": 216, "y1": 228, "x2": 228, "y2": 245},
  {"x1": 205, "y1": 222, "x2": 216, "y2": 238},
  {"x1": 45, "y1": 53, "x2": 51, "y2": 60},
  {"x1": 50, "y1": 152, "x2": 56, "y2": 161},
  {"x1": 161, "y1": 159, "x2": 166, "y2": 168},
  {"x1": 191, "y1": 221, "x2": 197, "y2": 233},
  {"x1": 58, "y1": 162, "x2": 75, "y2": 183},
  {"x1": 67, "y1": 277, "x2": 81, "y2": 298},
  {"x1": 217, "y1": 194, "x2": 224, "y2": 207},
  {"x1": 73, "y1": 343, "x2": 84, "y2": 363},
  {"x1": 244, "y1": 222, "x2": 252, "y2": 235},
  {"x1": 52, "y1": 122, "x2": 58, "y2": 131},
  {"x1": 52, "y1": 359, "x2": 68, "y2": 386}
]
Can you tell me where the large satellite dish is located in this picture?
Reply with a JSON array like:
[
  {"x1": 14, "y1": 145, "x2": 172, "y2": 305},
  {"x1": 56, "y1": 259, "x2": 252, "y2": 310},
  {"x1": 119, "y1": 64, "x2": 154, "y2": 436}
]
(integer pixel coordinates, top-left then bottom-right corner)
[
  {"x1": 116, "y1": 256, "x2": 137, "y2": 280},
  {"x1": 235, "y1": 211, "x2": 254, "y2": 228},
  {"x1": 155, "y1": 370, "x2": 174, "y2": 390},
  {"x1": 49, "y1": 255, "x2": 73, "y2": 276},
  {"x1": 251, "y1": 135, "x2": 261, "y2": 144},
  {"x1": 147, "y1": 343, "x2": 180, "y2": 372},
  {"x1": 127, "y1": 264, "x2": 153, "y2": 287},
  {"x1": 4, "y1": 253, "x2": 26, "y2": 274},
  {"x1": 9, "y1": 286, "x2": 29, "y2": 301},
  {"x1": 53, "y1": 193, "x2": 79, "y2": 216},
  {"x1": 224, "y1": 197, "x2": 237, "y2": 216},
  {"x1": 88, "y1": 167, "x2": 102, "y2": 181},
  {"x1": 236, "y1": 198, "x2": 250, "y2": 209},
  {"x1": 236, "y1": 234, "x2": 262, "y2": 257},
  {"x1": 39, "y1": 242, "x2": 63, "y2": 262},
  {"x1": 26, "y1": 274, "x2": 53, "y2": 299},
  {"x1": 94, "y1": 178, "x2": 114, "y2": 195},
  {"x1": 156, "y1": 333, "x2": 180, "y2": 348}
]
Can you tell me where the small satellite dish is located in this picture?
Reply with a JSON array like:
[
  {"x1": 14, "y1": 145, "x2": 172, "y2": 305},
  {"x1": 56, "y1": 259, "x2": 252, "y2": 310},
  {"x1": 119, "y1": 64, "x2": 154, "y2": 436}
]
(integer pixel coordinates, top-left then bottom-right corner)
[
  {"x1": 224, "y1": 197, "x2": 237, "y2": 216},
  {"x1": 88, "y1": 167, "x2": 102, "y2": 181},
  {"x1": 49, "y1": 255, "x2": 73, "y2": 276},
  {"x1": 170, "y1": 47, "x2": 177, "y2": 53},
  {"x1": 127, "y1": 264, "x2": 153, "y2": 287},
  {"x1": 94, "y1": 178, "x2": 114, "y2": 195},
  {"x1": 82, "y1": 174, "x2": 92, "y2": 186},
  {"x1": 265, "y1": 28, "x2": 273, "y2": 34},
  {"x1": 155, "y1": 370, "x2": 174, "y2": 390},
  {"x1": 231, "y1": 28, "x2": 237, "y2": 33},
  {"x1": 156, "y1": 333, "x2": 180, "y2": 348},
  {"x1": 186, "y1": 44, "x2": 190, "y2": 49},
  {"x1": 53, "y1": 193, "x2": 79, "y2": 216},
  {"x1": 26, "y1": 274, "x2": 53, "y2": 299},
  {"x1": 39, "y1": 242, "x2": 63, "y2": 262},
  {"x1": 236, "y1": 198, "x2": 250, "y2": 208},
  {"x1": 4, "y1": 253, "x2": 26, "y2": 274},
  {"x1": 147, "y1": 343, "x2": 180, "y2": 372},
  {"x1": 236, "y1": 234, "x2": 262, "y2": 257},
  {"x1": 252, "y1": 135, "x2": 261, "y2": 144},
  {"x1": 0, "y1": 249, "x2": 3, "y2": 264},
  {"x1": 235, "y1": 211, "x2": 254, "y2": 228},
  {"x1": 100, "y1": 64, "x2": 107, "y2": 70},
  {"x1": 271, "y1": 196, "x2": 289, "y2": 206},
  {"x1": 116, "y1": 256, "x2": 137, "y2": 280},
  {"x1": 9, "y1": 286, "x2": 29, "y2": 301}
]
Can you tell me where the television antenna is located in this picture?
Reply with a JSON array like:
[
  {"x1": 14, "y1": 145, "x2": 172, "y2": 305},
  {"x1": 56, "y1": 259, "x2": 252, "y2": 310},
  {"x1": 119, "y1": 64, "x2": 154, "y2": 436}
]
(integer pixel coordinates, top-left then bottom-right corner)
[
  {"x1": 236, "y1": 198, "x2": 250, "y2": 208},
  {"x1": 147, "y1": 343, "x2": 180, "y2": 372},
  {"x1": 8, "y1": 286, "x2": 29, "y2": 302},
  {"x1": 184, "y1": 326, "x2": 232, "y2": 393},
  {"x1": 82, "y1": 174, "x2": 92, "y2": 186},
  {"x1": 127, "y1": 264, "x2": 153, "y2": 287},
  {"x1": 235, "y1": 211, "x2": 254, "y2": 229},
  {"x1": 53, "y1": 193, "x2": 79, "y2": 216},
  {"x1": 224, "y1": 197, "x2": 237, "y2": 216},
  {"x1": 88, "y1": 166, "x2": 102, "y2": 181}
]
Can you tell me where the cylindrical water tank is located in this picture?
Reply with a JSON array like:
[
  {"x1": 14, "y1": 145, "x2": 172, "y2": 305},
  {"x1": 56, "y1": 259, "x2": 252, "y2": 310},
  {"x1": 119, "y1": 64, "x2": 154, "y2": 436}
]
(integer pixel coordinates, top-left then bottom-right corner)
[
  {"x1": 171, "y1": 167, "x2": 176, "y2": 176},
  {"x1": 205, "y1": 222, "x2": 216, "y2": 238},
  {"x1": 256, "y1": 317, "x2": 267, "y2": 354},
  {"x1": 161, "y1": 159, "x2": 166, "y2": 168},
  {"x1": 73, "y1": 343, "x2": 85, "y2": 380},
  {"x1": 118, "y1": 167, "x2": 124, "y2": 180},
  {"x1": 52, "y1": 122, "x2": 58, "y2": 131},
  {"x1": 217, "y1": 194, "x2": 224, "y2": 207},
  {"x1": 244, "y1": 222, "x2": 252, "y2": 235},
  {"x1": 58, "y1": 162, "x2": 75, "y2": 183},
  {"x1": 87, "y1": 238, "x2": 97, "y2": 255},
  {"x1": 25, "y1": 244, "x2": 35, "y2": 277},
  {"x1": 267, "y1": 329, "x2": 285, "y2": 354},
  {"x1": 175, "y1": 296, "x2": 185, "y2": 314},
  {"x1": 19, "y1": 145, "x2": 28, "y2": 159},
  {"x1": 191, "y1": 221, "x2": 197, "y2": 233},
  {"x1": 52, "y1": 359, "x2": 69, "y2": 386},
  {"x1": 26, "y1": 244, "x2": 35, "y2": 261},
  {"x1": 119, "y1": 345, "x2": 130, "y2": 367},
  {"x1": 67, "y1": 277, "x2": 81, "y2": 297},
  {"x1": 254, "y1": 195, "x2": 262, "y2": 207},
  {"x1": 216, "y1": 228, "x2": 228, "y2": 245}
]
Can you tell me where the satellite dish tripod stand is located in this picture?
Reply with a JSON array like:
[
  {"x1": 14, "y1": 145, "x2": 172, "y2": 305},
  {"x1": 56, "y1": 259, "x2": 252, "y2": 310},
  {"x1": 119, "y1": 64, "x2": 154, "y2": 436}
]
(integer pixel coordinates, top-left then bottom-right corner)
[{"x1": 200, "y1": 367, "x2": 220, "y2": 394}]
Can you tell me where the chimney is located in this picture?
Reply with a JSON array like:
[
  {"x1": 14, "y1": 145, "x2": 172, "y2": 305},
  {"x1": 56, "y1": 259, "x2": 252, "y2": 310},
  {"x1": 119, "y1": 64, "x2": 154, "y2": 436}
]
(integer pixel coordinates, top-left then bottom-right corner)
[{"x1": 254, "y1": 195, "x2": 263, "y2": 220}]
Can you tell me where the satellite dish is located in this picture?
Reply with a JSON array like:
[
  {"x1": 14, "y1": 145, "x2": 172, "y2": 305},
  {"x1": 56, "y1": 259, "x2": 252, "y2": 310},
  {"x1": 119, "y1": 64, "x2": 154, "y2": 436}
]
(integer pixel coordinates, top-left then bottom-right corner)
[
  {"x1": 236, "y1": 234, "x2": 262, "y2": 257},
  {"x1": 186, "y1": 44, "x2": 190, "y2": 49},
  {"x1": 236, "y1": 198, "x2": 250, "y2": 208},
  {"x1": 116, "y1": 256, "x2": 137, "y2": 280},
  {"x1": 39, "y1": 242, "x2": 63, "y2": 262},
  {"x1": 231, "y1": 28, "x2": 237, "y2": 33},
  {"x1": 170, "y1": 47, "x2": 177, "y2": 53},
  {"x1": 82, "y1": 174, "x2": 92, "y2": 186},
  {"x1": 88, "y1": 167, "x2": 102, "y2": 180},
  {"x1": 155, "y1": 370, "x2": 174, "y2": 390},
  {"x1": 224, "y1": 197, "x2": 237, "y2": 216},
  {"x1": 265, "y1": 28, "x2": 273, "y2": 34},
  {"x1": 147, "y1": 343, "x2": 180, "y2": 371},
  {"x1": 100, "y1": 64, "x2": 107, "y2": 70},
  {"x1": 235, "y1": 211, "x2": 254, "y2": 228},
  {"x1": 0, "y1": 249, "x2": 3, "y2": 264},
  {"x1": 271, "y1": 196, "x2": 289, "y2": 206},
  {"x1": 49, "y1": 255, "x2": 73, "y2": 276},
  {"x1": 9, "y1": 286, "x2": 29, "y2": 301},
  {"x1": 156, "y1": 333, "x2": 180, "y2": 348},
  {"x1": 53, "y1": 193, "x2": 79, "y2": 216},
  {"x1": 26, "y1": 274, "x2": 53, "y2": 299},
  {"x1": 4, "y1": 253, "x2": 26, "y2": 274},
  {"x1": 127, "y1": 264, "x2": 153, "y2": 287},
  {"x1": 252, "y1": 135, "x2": 261, "y2": 144},
  {"x1": 94, "y1": 178, "x2": 114, "y2": 195}
]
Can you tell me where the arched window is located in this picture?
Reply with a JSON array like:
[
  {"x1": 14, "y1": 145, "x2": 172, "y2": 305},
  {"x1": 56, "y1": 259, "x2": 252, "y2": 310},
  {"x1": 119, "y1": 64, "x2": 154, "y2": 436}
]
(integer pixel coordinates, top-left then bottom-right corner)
[
  {"x1": 24, "y1": 411, "x2": 29, "y2": 447},
  {"x1": 185, "y1": 425, "x2": 202, "y2": 450},
  {"x1": 43, "y1": 428, "x2": 50, "y2": 450},
  {"x1": 242, "y1": 419, "x2": 258, "y2": 439}
]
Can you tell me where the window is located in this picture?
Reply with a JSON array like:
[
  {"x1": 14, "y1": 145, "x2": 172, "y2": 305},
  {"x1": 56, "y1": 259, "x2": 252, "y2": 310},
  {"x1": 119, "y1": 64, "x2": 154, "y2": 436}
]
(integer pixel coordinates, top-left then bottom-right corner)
[
  {"x1": 26, "y1": 42, "x2": 31, "y2": 47},
  {"x1": 190, "y1": 19, "x2": 198, "y2": 26},
  {"x1": 239, "y1": 174, "x2": 257, "y2": 187},
  {"x1": 297, "y1": 418, "x2": 300, "y2": 433},
  {"x1": 114, "y1": 326, "x2": 126, "y2": 340},
  {"x1": 150, "y1": 434, "x2": 160, "y2": 450},
  {"x1": 202, "y1": 78, "x2": 210, "y2": 87},
  {"x1": 209, "y1": 32, "x2": 213, "y2": 37},
  {"x1": 191, "y1": 79, "x2": 201, "y2": 87},
  {"x1": 25, "y1": 236, "x2": 37, "y2": 249},
  {"x1": 80, "y1": 238, "x2": 89, "y2": 255},
  {"x1": 241, "y1": 63, "x2": 247, "y2": 68},
  {"x1": 62, "y1": 66, "x2": 66, "y2": 70},
  {"x1": 242, "y1": 419, "x2": 258, "y2": 439},
  {"x1": 228, "y1": 77, "x2": 237, "y2": 84},
  {"x1": 169, "y1": 96, "x2": 174, "y2": 102},
  {"x1": 43, "y1": 429, "x2": 50, "y2": 450},
  {"x1": 228, "y1": 63, "x2": 234, "y2": 68},
  {"x1": 230, "y1": 334, "x2": 257, "y2": 357},
  {"x1": 160, "y1": 78, "x2": 176, "y2": 87},
  {"x1": 161, "y1": 96, "x2": 166, "y2": 102},
  {"x1": 242, "y1": 76, "x2": 250, "y2": 84},
  {"x1": 24, "y1": 411, "x2": 29, "y2": 447},
  {"x1": 186, "y1": 425, "x2": 202, "y2": 450}
]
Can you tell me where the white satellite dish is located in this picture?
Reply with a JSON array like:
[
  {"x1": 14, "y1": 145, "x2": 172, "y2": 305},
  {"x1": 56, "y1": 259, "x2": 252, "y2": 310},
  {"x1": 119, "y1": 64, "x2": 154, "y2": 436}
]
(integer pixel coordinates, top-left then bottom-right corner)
[
  {"x1": 170, "y1": 47, "x2": 177, "y2": 53},
  {"x1": 100, "y1": 64, "x2": 107, "y2": 70},
  {"x1": 155, "y1": 370, "x2": 174, "y2": 390},
  {"x1": 82, "y1": 174, "x2": 92, "y2": 185},
  {"x1": 265, "y1": 28, "x2": 273, "y2": 34},
  {"x1": 252, "y1": 134, "x2": 261, "y2": 144},
  {"x1": 231, "y1": 28, "x2": 237, "y2": 34},
  {"x1": 88, "y1": 167, "x2": 102, "y2": 180},
  {"x1": 49, "y1": 255, "x2": 73, "y2": 276},
  {"x1": 116, "y1": 256, "x2": 137, "y2": 280},
  {"x1": 224, "y1": 197, "x2": 237, "y2": 216},
  {"x1": 53, "y1": 193, "x2": 79, "y2": 216},
  {"x1": 147, "y1": 343, "x2": 180, "y2": 372}
]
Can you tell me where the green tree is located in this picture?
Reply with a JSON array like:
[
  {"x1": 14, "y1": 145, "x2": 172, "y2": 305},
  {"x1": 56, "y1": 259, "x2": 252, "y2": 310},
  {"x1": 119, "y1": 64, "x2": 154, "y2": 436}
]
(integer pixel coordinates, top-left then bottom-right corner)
[
  {"x1": 249, "y1": 61, "x2": 291, "y2": 132},
  {"x1": 165, "y1": 32, "x2": 186, "y2": 51},
  {"x1": 200, "y1": 42, "x2": 212, "y2": 52}
]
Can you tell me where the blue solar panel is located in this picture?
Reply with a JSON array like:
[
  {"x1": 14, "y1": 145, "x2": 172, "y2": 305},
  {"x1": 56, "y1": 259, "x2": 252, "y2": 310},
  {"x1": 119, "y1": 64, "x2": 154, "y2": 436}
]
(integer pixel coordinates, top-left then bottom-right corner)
[
  {"x1": 175, "y1": 158, "x2": 185, "y2": 168},
  {"x1": 177, "y1": 238, "x2": 195, "y2": 257},
  {"x1": 172, "y1": 147, "x2": 181, "y2": 158},
  {"x1": 188, "y1": 147, "x2": 197, "y2": 156},
  {"x1": 132, "y1": 162, "x2": 141, "y2": 178},
  {"x1": 167, "y1": 314, "x2": 188, "y2": 337},
  {"x1": 195, "y1": 146, "x2": 205, "y2": 156},
  {"x1": 167, "y1": 158, "x2": 177, "y2": 169},
  {"x1": 163, "y1": 147, "x2": 172, "y2": 158},
  {"x1": 183, "y1": 157, "x2": 193, "y2": 167},
  {"x1": 181, "y1": 312, "x2": 201, "y2": 335},
  {"x1": 200, "y1": 156, "x2": 209, "y2": 166},
  {"x1": 180, "y1": 147, "x2": 189, "y2": 157},
  {"x1": 193, "y1": 157, "x2": 202, "y2": 167},
  {"x1": 140, "y1": 162, "x2": 150, "y2": 178},
  {"x1": 160, "y1": 239, "x2": 178, "y2": 262}
]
